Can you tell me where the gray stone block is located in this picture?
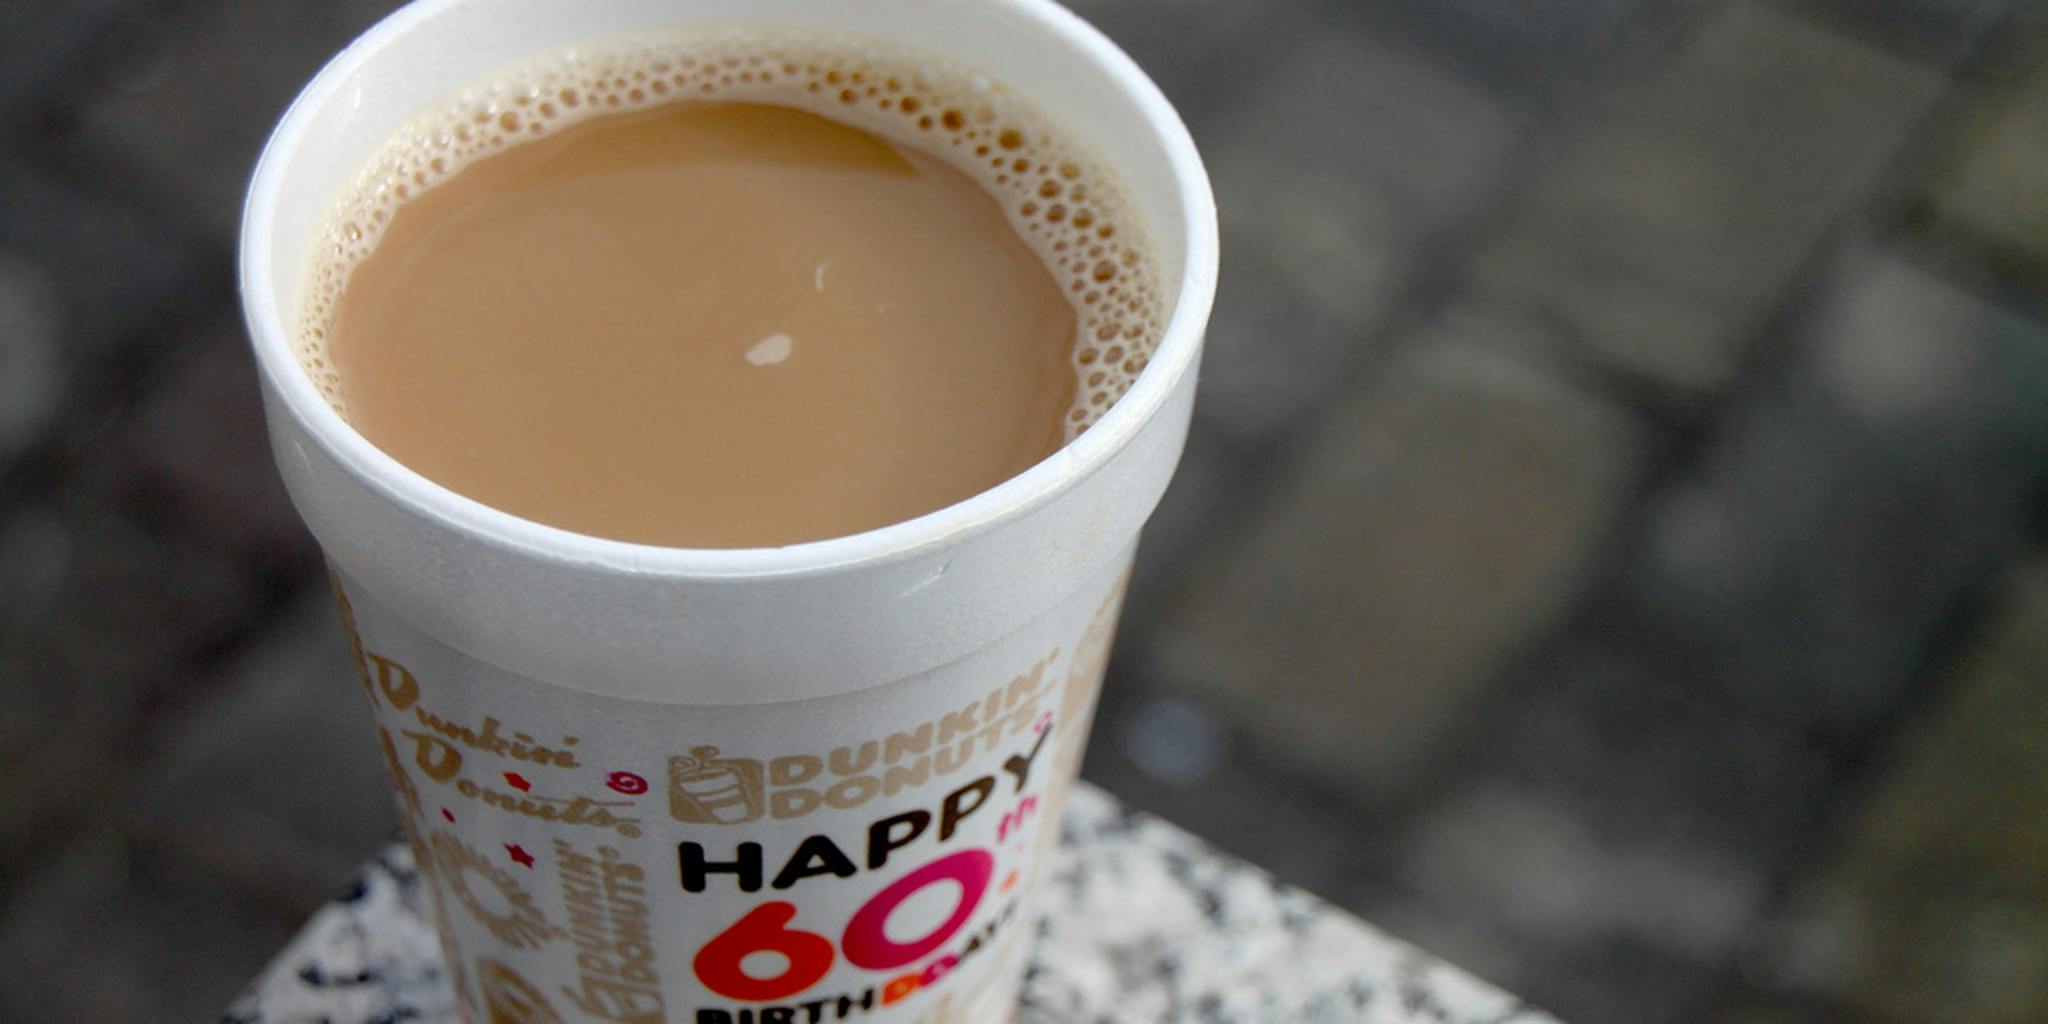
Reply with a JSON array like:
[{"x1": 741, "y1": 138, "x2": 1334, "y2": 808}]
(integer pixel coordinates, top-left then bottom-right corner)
[
  {"x1": 123, "y1": 587, "x2": 398, "y2": 913},
  {"x1": 0, "y1": 251, "x2": 65, "y2": 471},
  {"x1": 0, "y1": 503, "x2": 257, "y2": 865},
  {"x1": 1057, "y1": 0, "x2": 1311, "y2": 114},
  {"x1": 1372, "y1": 828, "x2": 1738, "y2": 1024},
  {"x1": 0, "y1": 834, "x2": 300, "y2": 1024},
  {"x1": 1386, "y1": 606, "x2": 1831, "y2": 966},
  {"x1": 1195, "y1": 27, "x2": 1518, "y2": 446},
  {"x1": 1082, "y1": 678, "x2": 1389, "y2": 905},
  {"x1": 1359, "y1": 0, "x2": 1665, "y2": 101},
  {"x1": 1483, "y1": 627, "x2": 1835, "y2": 859},
  {"x1": 1191, "y1": 241, "x2": 1359, "y2": 449},
  {"x1": 1123, "y1": 420, "x2": 1249, "y2": 635},
  {"x1": 1740, "y1": 561, "x2": 2048, "y2": 1024},
  {"x1": 0, "y1": 160, "x2": 203, "y2": 363},
  {"x1": 0, "y1": 491, "x2": 257, "y2": 643},
  {"x1": 0, "y1": 0, "x2": 157, "y2": 132},
  {"x1": 1779, "y1": 0, "x2": 2020, "y2": 66},
  {"x1": 1207, "y1": 25, "x2": 1517, "y2": 299},
  {"x1": 1148, "y1": 308, "x2": 1649, "y2": 801},
  {"x1": 1629, "y1": 240, "x2": 2048, "y2": 735},
  {"x1": 1369, "y1": 613, "x2": 1838, "y2": 1024},
  {"x1": 1468, "y1": 1, "x2": 1947, "y2": 397},
  {"x1": 55, "y1": 0, "x2": 403, "y2": 235},
  {"x1": 112, "y1": 311, "x2": 314, "y2": 564},
  {"x1": 1925, "y1": 54, "x2": 2048, "y2": 273},
  {"x1": 1391, "y1": 0, "x2": 1651, "y2": 57}
]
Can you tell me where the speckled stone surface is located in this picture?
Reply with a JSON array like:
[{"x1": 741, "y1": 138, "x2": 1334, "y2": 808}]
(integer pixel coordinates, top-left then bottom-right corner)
[{"x1": 227, "y1": 785, "x2": 1561, "y2": 1023}]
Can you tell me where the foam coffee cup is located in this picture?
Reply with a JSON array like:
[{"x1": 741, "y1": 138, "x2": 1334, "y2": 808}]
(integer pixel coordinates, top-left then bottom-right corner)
[{"x1": 241, "y1": 1, "x2": 1217, "y2": 1019}]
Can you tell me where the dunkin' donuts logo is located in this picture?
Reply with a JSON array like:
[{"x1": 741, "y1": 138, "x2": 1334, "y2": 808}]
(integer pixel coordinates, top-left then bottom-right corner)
[
  {"x1": 326, "y1": 569, "x2": 1129, "y2": 1023},
  {"x1": 667, "y1": 747, "x2": 764, "y2": 824},
  {"x1": 666, "y1": 653, "x2": 1056, "y2": 826}
]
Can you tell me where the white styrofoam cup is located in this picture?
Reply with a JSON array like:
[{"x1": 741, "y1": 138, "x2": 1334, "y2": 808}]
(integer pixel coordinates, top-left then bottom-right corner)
[{"x1": 242, "y1": 2, "x2": 1216, "y2": 1020}]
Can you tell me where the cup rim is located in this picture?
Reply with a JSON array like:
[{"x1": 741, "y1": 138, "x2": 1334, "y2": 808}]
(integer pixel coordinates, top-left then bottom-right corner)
[{"x1": 239, "y1": 0, "x2": 1218, "y2": 581}]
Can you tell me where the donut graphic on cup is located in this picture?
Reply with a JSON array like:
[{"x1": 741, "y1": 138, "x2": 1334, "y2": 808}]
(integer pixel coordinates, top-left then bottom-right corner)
[
  {"x1": 476, "y1": 958, "x2": 565, "y2": 1024},
  {"x1": 667, "y1": 746, "x2": 765, "y2": 824}
]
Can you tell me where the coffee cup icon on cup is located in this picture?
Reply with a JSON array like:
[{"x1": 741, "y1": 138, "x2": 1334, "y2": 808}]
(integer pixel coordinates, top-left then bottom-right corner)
[{"x1": 667, "y1": 746, "x2": 766, "y2": 825}]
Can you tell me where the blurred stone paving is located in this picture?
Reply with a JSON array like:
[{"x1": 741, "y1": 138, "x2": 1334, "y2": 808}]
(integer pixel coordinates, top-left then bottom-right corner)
[{"x1": 1, "y1": 0, "x2": 2045, "y2": 1021}]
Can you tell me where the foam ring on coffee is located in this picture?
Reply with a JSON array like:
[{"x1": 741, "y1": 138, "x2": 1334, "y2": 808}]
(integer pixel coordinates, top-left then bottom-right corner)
[{"x1": 297, "y1": 27, "x2": 1165, "y2": 441}]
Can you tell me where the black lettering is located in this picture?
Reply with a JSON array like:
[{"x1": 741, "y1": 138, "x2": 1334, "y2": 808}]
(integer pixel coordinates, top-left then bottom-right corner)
[
  {"x1": 679, "y1": 842, "x2": 762, "y2": 893},
  {"x1": 770, "y1": 835, "x2": 859, "y2": 890},
  {"x1": 696, "y1": 1012, "x2": 734, "y2": 1024},
  {"x1": 939, "y1": 776, "x2": 996, "y2": 841},
  {"x1": 1002, "y1": 726, "x2": 1053, "y2": 793},
  {"x1": 838, "y1": 988, "x2": 876, "y2": 1018},
  {"x1": 866, "y1": 810, "x2": 931, "y2": 869}
]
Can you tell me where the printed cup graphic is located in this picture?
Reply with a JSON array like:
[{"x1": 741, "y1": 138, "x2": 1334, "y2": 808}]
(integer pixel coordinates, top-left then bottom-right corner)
[
  {"x1": 668, "y1": 748, "x2": 766, "y2": 825},
  {"x1": 477, "y1": 959, "x2": 569, "y2": 1024},
  {"x1": 240, "y1": 0, "x2": 1216, "y2": 1020}
]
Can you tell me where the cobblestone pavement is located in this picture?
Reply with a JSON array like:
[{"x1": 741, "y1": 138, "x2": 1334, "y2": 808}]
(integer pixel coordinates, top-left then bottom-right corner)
[{"x1": 2, "y1": 1, "x2": 2045, "y2": 1022}]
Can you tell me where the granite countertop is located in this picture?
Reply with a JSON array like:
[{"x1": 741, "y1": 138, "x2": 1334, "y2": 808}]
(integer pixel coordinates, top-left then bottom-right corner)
[{"x1": 228, "y1": 785, "x2": 1561, "y2": 1024}]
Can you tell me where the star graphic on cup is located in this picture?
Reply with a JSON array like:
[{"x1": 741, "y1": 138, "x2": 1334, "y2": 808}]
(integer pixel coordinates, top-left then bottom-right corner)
[
  {"x1": 503, "y1": 771, "x2": 532, "y2": 792},
  {"x1": 506, "y1": 844, "x2": 535, "y2": 869}
]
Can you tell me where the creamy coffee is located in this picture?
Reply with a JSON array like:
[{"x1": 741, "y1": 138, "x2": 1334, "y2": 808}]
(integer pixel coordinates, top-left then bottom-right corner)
[{"x1": 301, "y1": 30, "x2": 1164, "y2": 548}]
